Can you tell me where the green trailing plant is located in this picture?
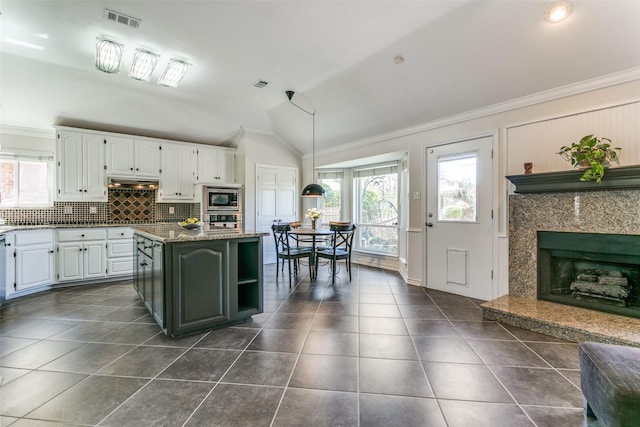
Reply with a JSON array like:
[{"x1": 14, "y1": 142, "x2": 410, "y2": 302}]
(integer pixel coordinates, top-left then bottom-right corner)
[{"x1": 557, "y1": 134, "x2": 621, "y2": 183}]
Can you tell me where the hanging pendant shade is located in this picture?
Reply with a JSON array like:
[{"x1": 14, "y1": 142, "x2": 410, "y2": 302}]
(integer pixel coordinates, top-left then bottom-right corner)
[
  {"x1": 286, "y1": 90, "x2": 325, "y2": 198},
  {"x1": 301, "y1": 183, "x2": 325, "y2": 197}
]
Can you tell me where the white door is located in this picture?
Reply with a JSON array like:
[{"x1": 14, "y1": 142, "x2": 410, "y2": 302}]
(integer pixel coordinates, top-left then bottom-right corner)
[
  {"x1": 426, "y1": 136, "x2": 494, "y2": 300},
  {"x1": 256, "y1": 165, "x2": 298, "y2": 263}
]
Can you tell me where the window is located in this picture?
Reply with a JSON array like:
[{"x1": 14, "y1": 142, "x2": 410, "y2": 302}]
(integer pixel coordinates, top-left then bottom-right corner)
[
  {"x1": 354, "y1": 163, "x2": 398, "y2": 255},
  {"x1": 0, "y1": 154, "x2": 53, "y2": 207},
  {"x1": 437, "y1": 153, "x2": 477, "y2": 222},
  {"x1": 318, "y1": 171, "x2": 343, "y2": 226}
]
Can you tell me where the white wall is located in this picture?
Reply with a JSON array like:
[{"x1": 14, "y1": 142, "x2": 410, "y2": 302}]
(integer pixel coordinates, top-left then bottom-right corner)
[
  {"x1": 236, "y1": 131, "x2": 302, "y2": 231},
  {"x1": 0, "y1": 129, "x2": 56, "y2": 155},
  {"x1": 310, "y1": 78, "x2": 640, "y2": 294}
]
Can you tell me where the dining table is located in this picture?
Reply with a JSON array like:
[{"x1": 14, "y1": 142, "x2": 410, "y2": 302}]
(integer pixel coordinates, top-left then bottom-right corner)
[{"x1": 287, "y1": 227, "x2": 334, "y2": 280}]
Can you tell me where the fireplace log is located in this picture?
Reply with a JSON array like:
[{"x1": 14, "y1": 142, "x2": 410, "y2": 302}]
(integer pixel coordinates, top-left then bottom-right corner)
[
  {"x1": 598, "y1": 275, "x2": 628, "y2": 287},
  {"x1": 577, "y1": 273, "x2": 598, "y2": 282},
  {"x1": 570, "y1": 281, "x2": 630, "y2": 299}
]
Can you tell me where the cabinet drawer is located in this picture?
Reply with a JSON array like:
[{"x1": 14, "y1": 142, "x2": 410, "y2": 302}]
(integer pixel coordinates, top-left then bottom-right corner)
[
  {"x1": 57, "y1": 229, "x2": 107, "y2": 242},
  {"x1": 108, "y1": 240, "x2": 134, "y2": 257},
  {"x1": 107, "y1": 228, "x2": 133, "y2": 239},
  {"x1": 107, "y1": 258, "x2": 134, "y2": 276},
  {"x1": 15, "y1": 230, "x2": 53, "y2": 246}
]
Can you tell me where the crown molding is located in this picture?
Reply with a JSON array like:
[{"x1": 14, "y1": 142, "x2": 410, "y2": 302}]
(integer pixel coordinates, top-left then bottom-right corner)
[{"x1": 316, "y1": 67, "x2": 640, "y2": 157}]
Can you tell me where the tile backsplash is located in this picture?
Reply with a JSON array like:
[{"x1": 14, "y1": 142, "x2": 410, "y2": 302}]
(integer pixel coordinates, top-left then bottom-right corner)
[{"x1": 0, "y1": 189, "x2": 200, "y2": 225}]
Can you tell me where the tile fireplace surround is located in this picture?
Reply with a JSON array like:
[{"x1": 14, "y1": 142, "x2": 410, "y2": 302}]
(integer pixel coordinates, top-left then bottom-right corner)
[{"x1": 482, "y1": 189, "x2": 640, "y2": 347}]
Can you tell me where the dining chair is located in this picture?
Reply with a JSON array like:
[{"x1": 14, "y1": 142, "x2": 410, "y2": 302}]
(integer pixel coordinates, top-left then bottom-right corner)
[
  {"x1": 271, "y1": 223, "x2": 313, "y2": 285},
  {"x1": 315, "y1": 223, "x2": 356, "y2": 284}
]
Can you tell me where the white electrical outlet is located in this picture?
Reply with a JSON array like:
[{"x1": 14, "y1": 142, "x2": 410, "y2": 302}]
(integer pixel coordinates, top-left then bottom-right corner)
[
  {"x1": 413, "y1": 191, "x2": 421, "y2": 200},
  {"x1": 169, "y1": 206, "x2": 175, "y2": 214},
  {"x1": 64, "y1": 205, "x2": 72, "y2": 214},
  {"x1": 89, "y1": 206, "x2": 97, "y2": 214}
]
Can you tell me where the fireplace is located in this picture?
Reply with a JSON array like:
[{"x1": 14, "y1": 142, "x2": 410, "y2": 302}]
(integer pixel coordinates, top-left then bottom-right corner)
[{"x1": 538, "y1": 231, "x2": 640, "y2": 319}]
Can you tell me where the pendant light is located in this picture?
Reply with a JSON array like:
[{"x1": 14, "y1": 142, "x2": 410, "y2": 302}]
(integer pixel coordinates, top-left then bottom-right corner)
[{"x1": 286, "y1": 90, "x2": 325, "y2": 198}]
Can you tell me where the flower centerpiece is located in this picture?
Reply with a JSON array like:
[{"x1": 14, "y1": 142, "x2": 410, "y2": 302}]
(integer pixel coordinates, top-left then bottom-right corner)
[{"x1": 305, "y1": 208, "x2": 322, "y2": 230}]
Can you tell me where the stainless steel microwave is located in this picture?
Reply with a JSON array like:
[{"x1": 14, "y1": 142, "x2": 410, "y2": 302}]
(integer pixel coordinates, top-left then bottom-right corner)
[{"x1": 203, "y1": 186, "x2": 241, "y2": 212}]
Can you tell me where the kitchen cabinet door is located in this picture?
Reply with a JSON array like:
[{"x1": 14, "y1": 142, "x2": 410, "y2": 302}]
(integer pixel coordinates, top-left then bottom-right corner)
[
  {"x1": 217, "y1": 150, "x2": 236, "y2": 184},
  {"x1": 83, "y1": 240, "x2": 107, "y2": 279},
  {"x1": 15, "y1": 242, "x2": 54, "y2": 292},
  {"x1": 57, "y1": 131, "x2": 107, "y2": 201},
  {"x1": 196, "y1": 146, "x2": 235, "y2": 184},
  {"x1": 171, "y1": 241, "x2": 228, "y2": 335},
  {"x1": 106, "y1": 138, "x2": 160, "y2": 178},
  {"x1": 83, "y1": 134, "x2": 107, "y2": 200},
  {"x1": 134, "y1": 140, "x2": 161, "y2": 178},
  {"x1": 106, "y1": 136, "x2": 135, "y2": 176},
  {"x1": 57, "y1": 241, "x2": 83, "y2": 282},
  {"x1": 158, "y1": 143, "x2": 195, "y2": 201}
]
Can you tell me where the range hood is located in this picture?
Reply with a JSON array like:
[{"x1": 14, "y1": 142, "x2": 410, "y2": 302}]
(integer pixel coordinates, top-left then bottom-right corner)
[{"x1": 108, "y1": 178, "x2": 159, "y2": 190}]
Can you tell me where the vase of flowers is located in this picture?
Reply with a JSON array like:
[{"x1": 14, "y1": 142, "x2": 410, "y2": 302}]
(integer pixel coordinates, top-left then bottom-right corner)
[{"x1": 306, "y1": 208, "x2": 322, "y2": 230}]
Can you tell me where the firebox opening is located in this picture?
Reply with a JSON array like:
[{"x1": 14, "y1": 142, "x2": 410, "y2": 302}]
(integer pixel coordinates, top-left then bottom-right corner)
[{"x1": 538, "y1": 231, "x2": 640, "y2": 319}]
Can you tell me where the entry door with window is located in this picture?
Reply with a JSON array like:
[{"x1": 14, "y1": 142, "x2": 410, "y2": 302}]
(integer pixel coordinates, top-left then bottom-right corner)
[{"x1": 426, "y1": 136, "x2": 494, "y2": 300}]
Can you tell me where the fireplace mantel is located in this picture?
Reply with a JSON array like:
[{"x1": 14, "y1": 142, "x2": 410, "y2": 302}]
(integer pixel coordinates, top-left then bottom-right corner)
[{"x1": 506, "y1": 165, "x2": 640, "y2": 193}]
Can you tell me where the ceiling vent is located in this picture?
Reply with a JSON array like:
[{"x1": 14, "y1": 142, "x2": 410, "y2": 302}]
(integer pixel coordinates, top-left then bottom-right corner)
[
  {"x1": 252, "y1": 80, "x2": 269, "y2": 88},
  {"x1": 104, "y1": 9, "x2": 141, "y2": 29}
]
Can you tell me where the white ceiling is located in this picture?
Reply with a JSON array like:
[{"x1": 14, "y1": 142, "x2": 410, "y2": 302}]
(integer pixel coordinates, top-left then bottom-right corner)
[{"x1": 1, "y1": 1, "x2": 640, "y2": 155}]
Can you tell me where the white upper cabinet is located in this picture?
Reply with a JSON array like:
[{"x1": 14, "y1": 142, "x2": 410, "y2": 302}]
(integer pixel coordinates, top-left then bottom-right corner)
[
  {"x1": 106, "y1": 137, "x2": 161, "y2": 178},
  {"x1": 57, "y1": 130, "x2": 107, "y2": 201},
  {"x1": 196, "y1": 146, "x2": 235, "y2": 184},
  {"x1": 158, "y1": 143, "x2": 196, "y2": 201}
]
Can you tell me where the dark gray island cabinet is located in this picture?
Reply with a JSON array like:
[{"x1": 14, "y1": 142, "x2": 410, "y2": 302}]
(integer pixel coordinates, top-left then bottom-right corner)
[{"x1": 132, "y1": 225, "x2": 266, "y2": 337}]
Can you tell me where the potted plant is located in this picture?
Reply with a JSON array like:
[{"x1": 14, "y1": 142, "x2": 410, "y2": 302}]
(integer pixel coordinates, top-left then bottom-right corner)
[{"x1": 557, "y1": 134, "x2": 621, "y2": 183}]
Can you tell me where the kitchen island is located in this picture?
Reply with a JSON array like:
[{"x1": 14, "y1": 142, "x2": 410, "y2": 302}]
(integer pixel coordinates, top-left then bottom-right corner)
[{"x1": 132, "y1": 224, "x2": 267, "y2": 337}]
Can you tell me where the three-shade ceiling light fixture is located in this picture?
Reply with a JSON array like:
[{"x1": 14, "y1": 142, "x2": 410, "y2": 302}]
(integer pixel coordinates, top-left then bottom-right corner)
[{"x1": 95, "y1": 37, "x2": 190, "y2": 87}]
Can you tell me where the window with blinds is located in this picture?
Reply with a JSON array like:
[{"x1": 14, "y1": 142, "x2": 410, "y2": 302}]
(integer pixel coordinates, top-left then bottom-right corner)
[
  {"x1": 353, "y1": 162, "x2": 398, "y2": 255},
  {"x1": 317, "y1": 170, "x2": 344, "y2": 225},
  {"x1": 0, "y1": 151, "x2": 54, "y2": 207}
]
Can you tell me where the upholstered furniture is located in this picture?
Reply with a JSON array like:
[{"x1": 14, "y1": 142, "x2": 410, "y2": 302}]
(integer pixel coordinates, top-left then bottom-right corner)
[{"x1": 578, "y1": 341, "x2": 640, "y2": 427}]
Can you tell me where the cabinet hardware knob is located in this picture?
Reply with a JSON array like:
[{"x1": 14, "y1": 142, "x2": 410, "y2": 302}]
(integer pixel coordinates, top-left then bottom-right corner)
[
  {"x1": 426, "y1": 222, "x2": 434, "y2": 227},
  {"x1": 81, "y1": 234, "x2": 85, "y2": 237}
]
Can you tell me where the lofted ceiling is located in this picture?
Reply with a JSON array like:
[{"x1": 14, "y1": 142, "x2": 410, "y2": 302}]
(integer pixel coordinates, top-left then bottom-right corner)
[{"x1": 1, "y1": 1, "x2": 639, "y2": 156}]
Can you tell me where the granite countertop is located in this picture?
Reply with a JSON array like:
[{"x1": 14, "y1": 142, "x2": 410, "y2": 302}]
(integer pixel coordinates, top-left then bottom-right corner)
[
  {"x1": 132, "y1": 223, "x2": 268, "y2": 243},
  {"x1": 0, "y1": 223, "x2": 141, "y2": 234}
]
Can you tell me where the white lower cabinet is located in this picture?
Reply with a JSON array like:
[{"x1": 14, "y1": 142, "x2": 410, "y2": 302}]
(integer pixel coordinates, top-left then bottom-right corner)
[
  {"x1": 107, "y1": 228, "x2": 134, "y2": 276},
  {"x1": 56, "y1": 229, "x2": 107, "y2": 283},
  {"x1": 4, "y1": 230, "x2": 55, "y2": 299}
]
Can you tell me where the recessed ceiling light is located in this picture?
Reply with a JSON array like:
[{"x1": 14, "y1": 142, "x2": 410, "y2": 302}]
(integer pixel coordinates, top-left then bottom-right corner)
[{"x1": 545, "y1": 1, "x2": 573, "y2": 23}]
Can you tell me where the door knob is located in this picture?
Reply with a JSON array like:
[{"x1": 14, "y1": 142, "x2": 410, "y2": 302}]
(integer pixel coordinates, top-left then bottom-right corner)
[{"x1": 426, "y1": 222, "x2": 434, "y2": 227}]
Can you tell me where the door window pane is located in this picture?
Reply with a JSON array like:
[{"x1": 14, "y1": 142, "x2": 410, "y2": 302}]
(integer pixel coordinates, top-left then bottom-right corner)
[{"x1": 437, "y1": 153, "x2": 477, "y2": 222}]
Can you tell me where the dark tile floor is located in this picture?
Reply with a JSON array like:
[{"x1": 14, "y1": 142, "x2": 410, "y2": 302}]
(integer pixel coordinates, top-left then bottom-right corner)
[{"x1": 0, "y1": 264, "x2": 598, "y2": 426}]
